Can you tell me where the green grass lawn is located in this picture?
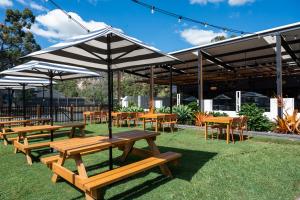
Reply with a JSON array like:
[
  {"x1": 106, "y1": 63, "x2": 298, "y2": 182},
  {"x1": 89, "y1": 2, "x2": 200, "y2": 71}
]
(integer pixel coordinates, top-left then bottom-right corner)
[{"x1": 0, "y1": 123, "x2": 300, "y2": 200}]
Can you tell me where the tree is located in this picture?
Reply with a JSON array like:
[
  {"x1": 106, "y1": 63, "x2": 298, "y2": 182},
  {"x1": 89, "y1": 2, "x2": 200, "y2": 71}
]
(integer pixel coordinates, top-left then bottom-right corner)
[
  {"x1": 211, "y1": 35, "x2": 226, "y2": 43},
  {"x1": 0, "y1": 9, "x2": 40, "y2": 70}
]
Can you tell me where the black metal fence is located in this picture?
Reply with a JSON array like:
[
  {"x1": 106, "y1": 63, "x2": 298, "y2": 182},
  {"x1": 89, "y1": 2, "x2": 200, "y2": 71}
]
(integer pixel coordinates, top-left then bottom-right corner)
[{"x1": 0, "y1": 105, "x2": 103, "y2": 122}]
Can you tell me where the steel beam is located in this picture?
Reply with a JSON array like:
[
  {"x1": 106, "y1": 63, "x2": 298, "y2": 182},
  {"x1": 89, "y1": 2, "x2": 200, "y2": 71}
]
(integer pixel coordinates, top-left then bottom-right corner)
[{"x1": 276, "y1": 34, "x2": 283, "y2": 118}]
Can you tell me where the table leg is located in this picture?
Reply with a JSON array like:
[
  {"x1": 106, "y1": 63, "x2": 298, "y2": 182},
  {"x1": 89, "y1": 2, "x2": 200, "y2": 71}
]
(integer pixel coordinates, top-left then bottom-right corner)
[
  {"x1": 84, "y1": 114, "x2": 86, "y2": 125},
  {"x1": 90, "y1": 115, "x2": 92, "y2": 125},
  {"x1": 51, "y1": 152, "x2": 67, "y2": 183},
  {"x1": 80, "y1": 127, "x2": 85, "y2": 137},
  {"x1": 23, "y1": 135, "x2": 32, "y2": 165},
  {"x1": 155, "y1": 119, "x2": 158, "y2": 133},
  {"x1": 14, "y1": 134, "x2": 21, "y2": 154},
  {"x1": 119, "y1": 142, "x2": 135, "y2": 162},
  {"x1": 143, "y1": 118, "x2": 146, "y2": 130},
  {"x1": 204, "y1": 122, "x2": 208, "y2": 140},
  {"x1": 146, "y1": 138, "x2": 172, "y2": 177},
  {"x1": 226, "y1": 124, "x2": 230, "y2": 144}
]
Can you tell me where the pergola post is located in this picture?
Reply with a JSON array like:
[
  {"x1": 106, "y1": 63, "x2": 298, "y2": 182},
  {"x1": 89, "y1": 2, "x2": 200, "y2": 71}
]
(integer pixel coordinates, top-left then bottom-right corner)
[
  {"x1": 276, "y1": 34, "x2": 283, "y2": 118},
  {"x1": 197, "y1": 50, "x2": 204, "y2": 112},
  {"x1": 169, "y1": 66, "x2": 173, "y2": 113},
  {"x1": 107, "y1": 33, "x2": 113, "y2": 170},
  {"x1": 149, "y1": 66, "x2": 154, "y2": 113}
]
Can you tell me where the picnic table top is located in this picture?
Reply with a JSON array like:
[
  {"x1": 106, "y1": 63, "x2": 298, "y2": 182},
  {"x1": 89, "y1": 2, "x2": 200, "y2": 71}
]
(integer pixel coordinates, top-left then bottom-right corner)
[
  {"x1": 0, "y1": 118, "x2": 51, "y2": 125},
  {"x1": 12, "y1": 122, "x2": 85, "y2": 133},
  {"x1": 50, "y1": 130, "x2": 159, "y2": 155},
  {"x1": 141, "y1": 113, "x2": 172, "y2": 118},
  {"x1": 203, "y1": 116, "x2": 240, "y2": 123}
]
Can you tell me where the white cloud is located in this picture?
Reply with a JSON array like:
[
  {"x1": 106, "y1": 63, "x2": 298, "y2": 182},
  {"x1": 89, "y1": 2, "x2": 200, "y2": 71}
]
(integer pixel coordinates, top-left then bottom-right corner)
[
  {"x1": 190, "y1": 0, "x2": 224, "y2": 5},
  {"x1": 190, "y1": 0, "x2": 255, "y2": 6},
  {"x1": 31, "y1": 9, "x2": 113, "y2": 40},
  {"x1": 180, "y1": 28, "x2": 227, "y2": 45},
  {"x1": 16, "y1": 0, "x2": 26, "y2": 5},
  {"x1": 228, "y1": 0, "x2": 254, "y2": 6},
  {"x1": 0, "y1": 0, "x2": 13, "y2": 7},
  {"x1": 29, "y1": 1, "x2": 48, "y2": 11}
]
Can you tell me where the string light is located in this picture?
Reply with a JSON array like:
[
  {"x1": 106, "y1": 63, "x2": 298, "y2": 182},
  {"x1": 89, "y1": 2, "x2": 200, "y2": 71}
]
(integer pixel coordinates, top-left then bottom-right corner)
[
  {"x1": 131, "y1": 0, "x2": 251, "y2": 35},
  {"x1": 178, "y1": 16, "x2": 182, "y2": 23},
  {"x1": 151, "y1": 6, "x2": 155, "y2": 14}
]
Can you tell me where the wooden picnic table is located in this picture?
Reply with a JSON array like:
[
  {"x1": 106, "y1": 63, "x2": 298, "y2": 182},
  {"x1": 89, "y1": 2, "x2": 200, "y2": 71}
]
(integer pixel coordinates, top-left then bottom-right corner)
[
  {"x1": 203, "y1": 116, "x2": 241, "y2": 144},
  {"x1": 12, "y1": 122, "x2": 85, "y2": 165},
  {"x1": 0, "y1": 118, "x2": 52, "y2": 145},
  {"x1": 83, "y1": 111, "x2": 106, "y2": 124},
  {"x1": 141, "y1": 113, "x2": 172, "y2": 132},
  {"x1": 49, "y1": 130, "x2": 180, "y2": 200}
]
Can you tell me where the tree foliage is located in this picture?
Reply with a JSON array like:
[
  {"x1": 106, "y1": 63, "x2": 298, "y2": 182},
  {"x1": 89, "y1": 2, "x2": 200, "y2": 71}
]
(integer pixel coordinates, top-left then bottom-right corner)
[{"x1": 0, "y1": 9, "x2": 40, "y2": 70}]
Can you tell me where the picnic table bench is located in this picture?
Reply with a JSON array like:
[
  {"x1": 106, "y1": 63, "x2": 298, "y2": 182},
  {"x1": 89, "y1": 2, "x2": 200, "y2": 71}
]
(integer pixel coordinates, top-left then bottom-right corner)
[
  {"x1": 0, "y1": 118, "x2": 51, "y2": 145},
  {"x1": 12, "y1": 122, "x2": 85, "y2": 165},
  {"x1": 45, "y1": 130, "x2": 181, "y2": 200}
]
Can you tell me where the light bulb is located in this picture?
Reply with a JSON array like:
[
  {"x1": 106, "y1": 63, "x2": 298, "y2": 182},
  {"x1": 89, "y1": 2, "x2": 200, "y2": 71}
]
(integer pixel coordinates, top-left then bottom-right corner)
[
  {"x1": 178, "y1": 17, "x2": 182, "y2": 23},
  {"x1": 204, "y1": 23, "x2": 208, "y2": 28},
  {"x1": 151, "y1": 6, "x2": 155, "y2": 14}
]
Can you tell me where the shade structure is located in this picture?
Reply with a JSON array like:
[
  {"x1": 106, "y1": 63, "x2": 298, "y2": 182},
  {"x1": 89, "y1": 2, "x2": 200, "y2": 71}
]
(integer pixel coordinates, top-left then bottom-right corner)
[
  {"x1": 0, "y1": 76, "x2": 53, "y2": 118},
  {"x1": 0, "y1": 62, "x2": 100, "y2": 143},
  {"x1": 22, "y1": 26, "x2": 180, "y2": 170}
]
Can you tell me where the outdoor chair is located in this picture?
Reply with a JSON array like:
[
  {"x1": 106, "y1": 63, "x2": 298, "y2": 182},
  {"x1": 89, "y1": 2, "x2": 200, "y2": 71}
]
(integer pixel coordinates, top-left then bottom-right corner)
[
  {"x1": 231, "y1": 115, "x2": 248, "y2": 141},
  {"x1": 135, "y1": 112, "x2": 145, "y2": 127},
  {"x1": 161, "y1": 114, "x2": 178, "y2": 133},
  {"x1": 125, "y1": 112, "x2": 138, "y2": 127},
  {"x1": 209, "y1": 123, "x2": 227, "y2": 140}
]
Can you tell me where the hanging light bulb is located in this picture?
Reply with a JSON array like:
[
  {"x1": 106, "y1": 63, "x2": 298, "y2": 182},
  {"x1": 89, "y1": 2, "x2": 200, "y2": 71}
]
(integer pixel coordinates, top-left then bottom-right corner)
[
  {"x1": 151, "y1": 6, "x2": 155, "y2": 14},
  {"x1": 294, "y1": 35, "x2": 297, "y2": 40},
  {"x1": 68, "y1": 15, "x2": 72, "y2": 22},
  {"x1": 178, "y1": 16, "x2": 182, "y2": 23},
  {"x1": 204, "y1": 23, "x2": 208, "y2": 28},
  {"x1": 224, "y1": 28, "x2": 227, "y2": 33}
]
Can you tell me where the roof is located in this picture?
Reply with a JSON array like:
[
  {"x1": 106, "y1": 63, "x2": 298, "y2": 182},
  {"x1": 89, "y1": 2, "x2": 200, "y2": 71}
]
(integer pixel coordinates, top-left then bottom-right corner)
[
  {"x1": 136, "y1": 22, "x2": 300, "y2": 85},
  {"x1": 24, "y1": 26, "x2": 180, "y2": 72},
  {"x1": 0, "y1": 61, "x2": 100, "y2": 80}
]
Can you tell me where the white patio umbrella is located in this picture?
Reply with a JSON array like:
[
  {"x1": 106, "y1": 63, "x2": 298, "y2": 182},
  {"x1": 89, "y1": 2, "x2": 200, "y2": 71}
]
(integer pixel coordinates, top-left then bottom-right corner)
[
  {"x1": 0, "y1": 76, "x2": 53, "y2": 118},
  {"x1": 21, "y1": 26, "x2": 180, "y2": 169},
  {"x1": 0, "y1": 62, "x2": 100, "y2": 142}
]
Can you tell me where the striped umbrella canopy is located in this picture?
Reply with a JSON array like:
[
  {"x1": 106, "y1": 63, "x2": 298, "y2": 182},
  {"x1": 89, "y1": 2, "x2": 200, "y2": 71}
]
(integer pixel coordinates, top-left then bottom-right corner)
[
  {"x1": 23, "y1": 26, "x2": 179, "y2": 71},
  {"x1": 0, "y1": 63, "x2": 100, "y2": 143},
  {"x1": 19, "y1": 26, "x2": 180, "y2": 170},
  {"x1": 0, "y1": 76, "x2": 51, "y2": 118},
  {"x1": 0, "y1": 61, "x2": 100, "y2": 80}
]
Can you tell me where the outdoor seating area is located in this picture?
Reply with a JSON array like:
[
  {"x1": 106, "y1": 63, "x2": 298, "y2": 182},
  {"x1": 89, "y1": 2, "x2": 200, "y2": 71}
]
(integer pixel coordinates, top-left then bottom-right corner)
[{"x1": 1, "y1": 1, "x2": 300, "y2": 199}]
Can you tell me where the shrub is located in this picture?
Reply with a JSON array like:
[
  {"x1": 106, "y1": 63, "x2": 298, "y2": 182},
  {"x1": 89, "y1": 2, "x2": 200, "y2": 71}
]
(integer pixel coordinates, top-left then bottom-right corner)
[
  {"x1": 209, "y1": 111, "x2": 228, "y2": 117},
  {"x1": 238, "y1": 103, "x2": 273, "y2": 131},
  {"x1": 118, "y1": 106, "x2": 144, "y2": 112},
  {"x1": 173, "y1": 105, "x2": 193, "y2": 124},
  {"x1": 156, "y1": 106, "x2": 170, "y2": 114},
  {"x1": 187, "y1": 101, "x2": 199, "y2": 112}
]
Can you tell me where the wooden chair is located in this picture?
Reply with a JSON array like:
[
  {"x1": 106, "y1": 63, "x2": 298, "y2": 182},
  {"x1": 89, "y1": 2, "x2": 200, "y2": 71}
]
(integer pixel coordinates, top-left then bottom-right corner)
[
  {"x1": 161, "y1": 114, "x2": 178, "y2": 133},
  {"x1": 231, "y1": 116, "x2": 248, "y2": 141},
  {"x1": 135, "y1": 112, "x2": 145, "y2": 127},
  {"x1": 125, "y1": 112, "x2": 138, "y2": 128}
]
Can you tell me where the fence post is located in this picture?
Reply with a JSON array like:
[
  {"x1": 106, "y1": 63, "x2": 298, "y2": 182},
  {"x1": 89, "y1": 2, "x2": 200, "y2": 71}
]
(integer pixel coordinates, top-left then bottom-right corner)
[
  {"x1": 70, "y1": 104, "x2": 74, "y2": 122},
  {"x1": 37, "y1": 104, "x2": 41, "y2": 119}
]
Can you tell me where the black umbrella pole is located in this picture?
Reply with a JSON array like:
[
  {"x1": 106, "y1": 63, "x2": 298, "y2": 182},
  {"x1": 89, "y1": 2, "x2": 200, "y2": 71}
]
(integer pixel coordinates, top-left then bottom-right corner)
[
  {"x1": 107, "y1": 33, "x2": 113, "y2": 170},
  {"x1": 49, "y1": 76, "x2": 54, "y2": 142},
  {"x1": 22, "y1": 84, "x2": 26, "y2": 120}
]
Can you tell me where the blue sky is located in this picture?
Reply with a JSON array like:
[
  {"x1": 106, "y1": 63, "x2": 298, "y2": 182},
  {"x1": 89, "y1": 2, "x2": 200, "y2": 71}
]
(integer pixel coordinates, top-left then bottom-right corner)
[{"x1": 0, "y1": 0, "x2": 299, "y2": 52}]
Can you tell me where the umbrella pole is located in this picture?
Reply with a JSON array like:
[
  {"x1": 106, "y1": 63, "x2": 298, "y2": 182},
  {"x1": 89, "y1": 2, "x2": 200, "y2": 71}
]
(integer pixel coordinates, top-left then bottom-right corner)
[
  {"x1": 7, "y1": 88, "x2": 11, "y2": 116},
  {"x1": 107, "y1": 33, "x2": 113, "y2": 170},
  {"x1": 49, "y1": 75, "x2": 54, "y2": 142},
  {"x1": 170, "y1": 66, "x2": 173, "y2": 114},
  {"x1": 22, "y1": 84, "x2": 26, "y2": 120}
]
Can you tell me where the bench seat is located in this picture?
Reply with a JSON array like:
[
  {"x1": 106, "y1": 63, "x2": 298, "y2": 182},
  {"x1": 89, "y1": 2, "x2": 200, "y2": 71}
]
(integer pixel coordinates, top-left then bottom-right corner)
[{"x1": 83, "y1": 151, "x2": 181, "y2": 192}]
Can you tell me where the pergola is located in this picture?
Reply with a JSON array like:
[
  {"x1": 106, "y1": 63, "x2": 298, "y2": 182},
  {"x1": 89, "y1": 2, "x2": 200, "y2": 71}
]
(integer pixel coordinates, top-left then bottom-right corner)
[{"x1": 130, "y1": 22, "x2": 300, "y2": 117}]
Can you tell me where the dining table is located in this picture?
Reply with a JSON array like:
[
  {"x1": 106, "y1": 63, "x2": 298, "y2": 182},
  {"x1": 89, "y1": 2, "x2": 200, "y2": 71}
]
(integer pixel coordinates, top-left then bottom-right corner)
[{"x1": 203, "y1": 116, "x2": 241, "y2": 144}]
